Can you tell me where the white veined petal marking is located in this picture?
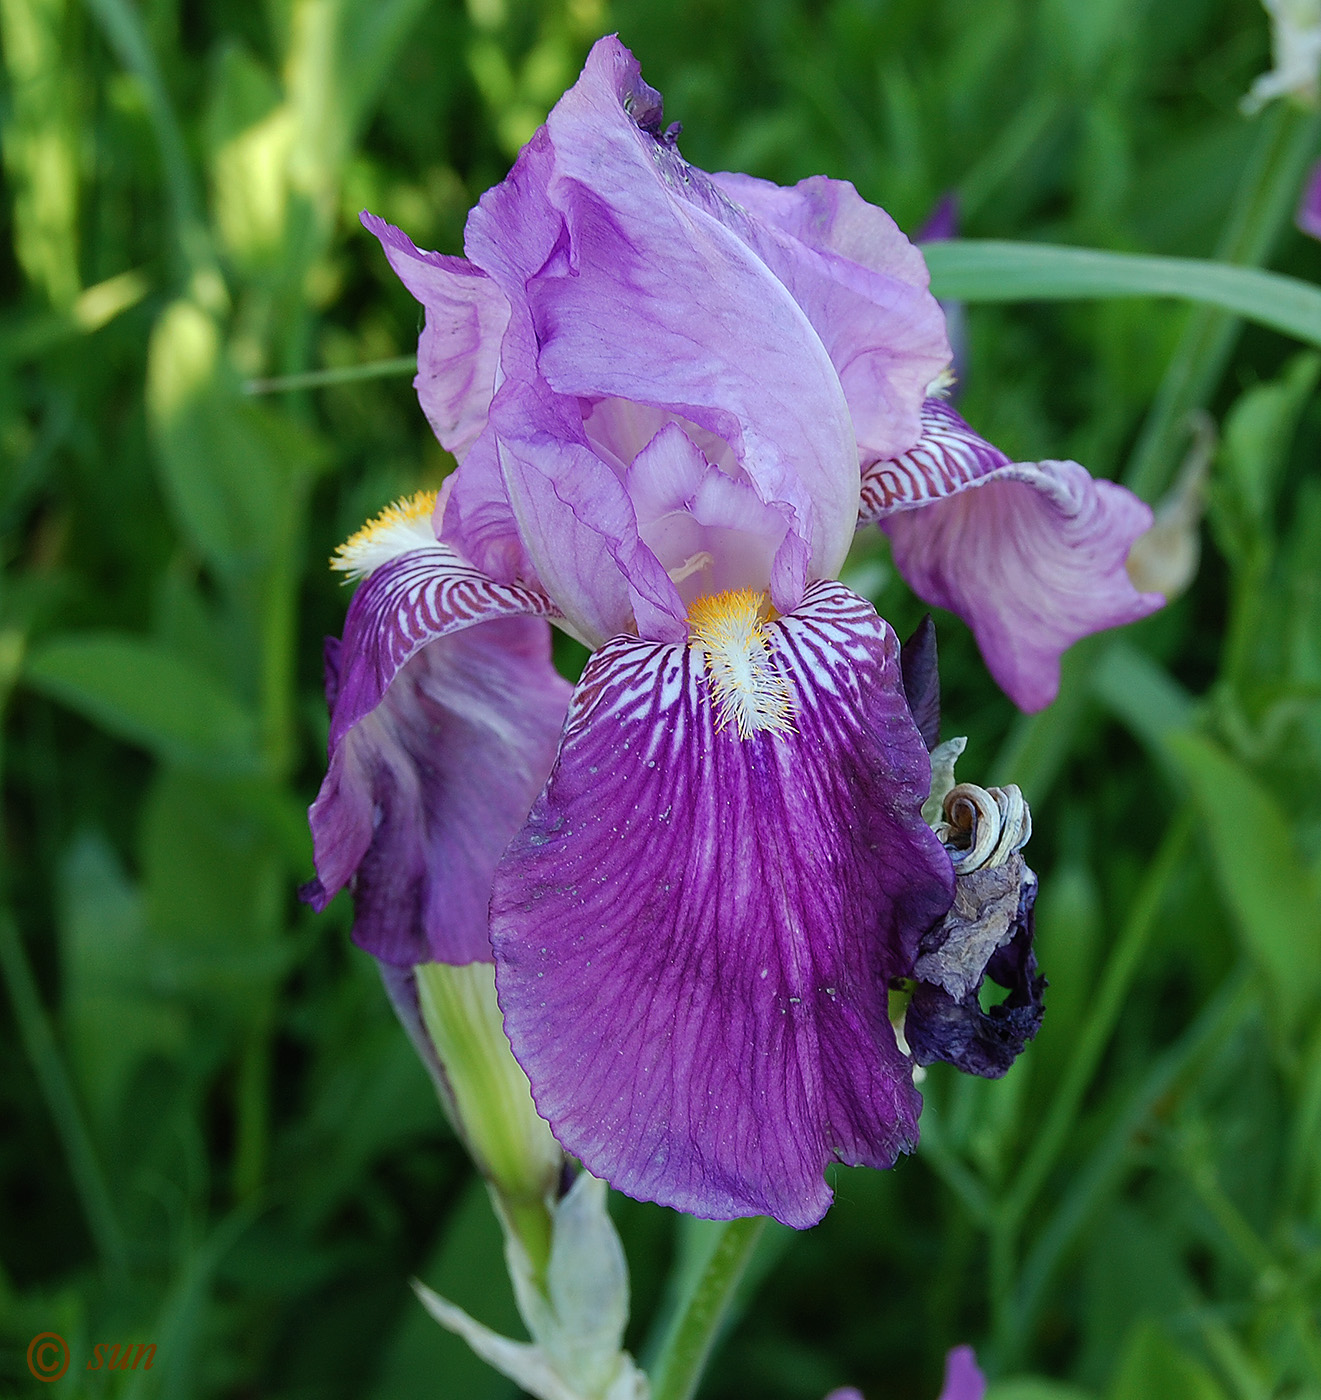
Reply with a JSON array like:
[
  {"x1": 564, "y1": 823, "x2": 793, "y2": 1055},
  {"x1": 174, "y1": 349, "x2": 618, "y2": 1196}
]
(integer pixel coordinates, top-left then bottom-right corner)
[
  {"x1": 332, "y1": 489, "x2": 439, "y2": 580},
  {"x1": 687, "y1": 588, "x2": 795, "y2": 740}
]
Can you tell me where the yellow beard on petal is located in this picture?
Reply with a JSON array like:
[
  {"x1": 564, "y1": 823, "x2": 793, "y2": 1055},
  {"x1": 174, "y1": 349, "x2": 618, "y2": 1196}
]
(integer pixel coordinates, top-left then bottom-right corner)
[
  {"x1": 687, "y1": 588, "x2": 795, "y2": 740},
  {"x1": 331, "y1": 489, "x2": 439, "y2": 581}
]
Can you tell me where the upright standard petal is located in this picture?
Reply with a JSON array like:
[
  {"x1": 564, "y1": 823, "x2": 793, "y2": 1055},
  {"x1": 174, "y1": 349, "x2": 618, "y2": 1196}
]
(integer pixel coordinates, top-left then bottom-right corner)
[
  {"x1": 864, "y1": 400, "x2": 1163, "y2": 711},
  {"x1": 305, "y1": 546, "x2": 570, "y2": 965},
  {"x1": 465, "y1": 36, "x2": 861, "y2": 586},
  {"x1": 361, "y1": 213, "x2": 510, "y2": 462},
  {"x1": 710, "y1": 170, "x2": 950, "y2": 463},
  {"x1": 490, "y1": 582, "x2": 953, "y2": 1228}
]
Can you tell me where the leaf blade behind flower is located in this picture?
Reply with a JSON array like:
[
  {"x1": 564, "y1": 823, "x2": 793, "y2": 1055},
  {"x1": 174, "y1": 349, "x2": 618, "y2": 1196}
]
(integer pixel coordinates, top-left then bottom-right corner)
[{"x1": 923, "y1": 241, "x2": 1321, "y2": 351}]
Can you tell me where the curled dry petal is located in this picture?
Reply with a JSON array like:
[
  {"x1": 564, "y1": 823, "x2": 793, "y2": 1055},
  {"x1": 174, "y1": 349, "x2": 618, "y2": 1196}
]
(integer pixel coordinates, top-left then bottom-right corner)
[
  {"x1": 905, "y1": 777, "x2": 1043, "y2": 1077},
  {"x1": 935, "y1": 782, "x2": 1032, "y2": 874}
]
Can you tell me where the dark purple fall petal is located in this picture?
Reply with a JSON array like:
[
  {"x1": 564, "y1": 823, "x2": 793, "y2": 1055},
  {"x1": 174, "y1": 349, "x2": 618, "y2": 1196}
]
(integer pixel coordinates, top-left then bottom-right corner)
[
  {"x1": 865, "y1": 401, "x2": 1162, "y2": 712},
  {"x1": 327, "y1": 543, "x2": 558, "y2": 748},
  {"x1": 905, "y1": 858, "x2": 1043, "y2": 1078},
  {"x1": 305, "y1": 546, "x2": 570, "y2": 965},
  {"x1": 307, "y1": 615, "x2": 569, "y2": 966},
  {"x1": 490, "y1": 582, "x2": 953, "y2": 1228}
]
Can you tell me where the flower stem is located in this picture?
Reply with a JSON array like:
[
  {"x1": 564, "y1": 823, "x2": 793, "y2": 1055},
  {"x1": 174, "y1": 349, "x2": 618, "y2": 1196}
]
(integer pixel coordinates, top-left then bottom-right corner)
[
  {"x1": 988, "y1": 808, "x2": 1194, "y2": 1358},
  {"x1": 649, "y1": 1216, "x2": 767, "y2": 1400},
  {"x1": 0, "y1": 911, "x2": 129, "y2": 1275},
  {"x1": 1123, "y1": 103, "x2": 1321, "y2": 503},
  {"x1": 242, "y1": 355, "x2": 418, "y2": 395}
]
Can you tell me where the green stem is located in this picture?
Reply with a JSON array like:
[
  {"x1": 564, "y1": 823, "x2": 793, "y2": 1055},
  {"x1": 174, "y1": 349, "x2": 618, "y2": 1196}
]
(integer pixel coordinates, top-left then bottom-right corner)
[
  {"x1": 990, "y1": 809, "x2": 1194, "y2": 1342},
  {"x1": 649, "y1": 1216, "x2": 767, "y2": 1400},
  {"x1": 242, "y1": 355, "x2": 418, "y2": 396},
  {"x1": 1124, "y1": 104, "x2": 1321, "y2": 502},
  {"x1": 1008, "y1": 809, "x2": 1193, "y2": 1222},
  {"x1": 994, "y1": 973, "x2": 1255, "y2": 1370},
  {"x1": 79, "y1": 0, "x2": 221, "y2": 295},
  {"x1": 233, "y1": 1019, "x2": 270, "y2": 1201},
  {"x1": 0, "y1": 912, "x2": 128, "y2": 1273}
]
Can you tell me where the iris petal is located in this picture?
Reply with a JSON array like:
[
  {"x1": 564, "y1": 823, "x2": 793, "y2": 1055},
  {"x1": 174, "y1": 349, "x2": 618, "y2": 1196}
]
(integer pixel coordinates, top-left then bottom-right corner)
[
  {"x1": 465, "y1": 36, "x2": 861, "y2": 588},
  {"x1": 490, "y1": 581, "x2": 953, "y2": 1227},
  {"x1": 710, "y1": 170, "x2": 951, "y2": 463},
  {"x1": 360, "y1": 213, "x2": 510, "y2": 462},
  {"x1": 864, "y1": 401, "x2": 1162, "y2": 711},
  {"x1": 306, "y1": 546, "x2": 570, "y2": 965}
]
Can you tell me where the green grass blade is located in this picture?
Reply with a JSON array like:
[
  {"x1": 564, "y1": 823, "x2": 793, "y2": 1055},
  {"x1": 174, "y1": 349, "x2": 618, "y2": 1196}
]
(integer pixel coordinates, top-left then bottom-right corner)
[{"x1": 924, "y1": 241, "x2": 1321, "y2": 350}]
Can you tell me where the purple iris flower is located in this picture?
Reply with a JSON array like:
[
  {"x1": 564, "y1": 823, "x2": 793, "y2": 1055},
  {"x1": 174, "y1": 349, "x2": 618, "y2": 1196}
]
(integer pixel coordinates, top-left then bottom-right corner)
[
  {"x1": 304, "y1": 37, "x2": 1160, "y2": 1228},
  {"x1": 1298, "y1": 158, "x2": 1321, "y2": 241},
  {"x1": 915, "y1": 194, "x2": 968, "y2": 399},
  {"x1": 827, "y1": 1344, "x2": 987, "y2": 1400}
]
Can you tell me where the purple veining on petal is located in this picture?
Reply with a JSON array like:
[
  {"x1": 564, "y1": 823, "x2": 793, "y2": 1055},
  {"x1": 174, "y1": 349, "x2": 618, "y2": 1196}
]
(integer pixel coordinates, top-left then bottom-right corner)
[
  {"x1": 490, "y1": 581, "x2": 953, "y2": 1228},
  {"x1": 361, "y1": 213, "x2": 510, "y2": 463},
  {"x1": 859, "y1": 399, "x2": 1011, "y2": 521},
  {"x1": 328, "y1": 543, "x2": 558, "y2": 748},
  {"x1": 864, "y1": 401, "x2": 1163, "y2": 711},
  {"x1": 1297, "y1": 158, "x2": 1321, "y2": 241},
  {"x1": 938, "y1": 1346, "x2": 987, "y2": 1400}
]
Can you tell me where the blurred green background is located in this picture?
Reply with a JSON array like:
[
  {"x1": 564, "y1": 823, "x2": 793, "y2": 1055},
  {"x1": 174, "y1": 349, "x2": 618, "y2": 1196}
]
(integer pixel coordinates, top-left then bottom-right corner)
[{"x1": 2, "y1": 0, "x2": 1321, "y2": 1395}]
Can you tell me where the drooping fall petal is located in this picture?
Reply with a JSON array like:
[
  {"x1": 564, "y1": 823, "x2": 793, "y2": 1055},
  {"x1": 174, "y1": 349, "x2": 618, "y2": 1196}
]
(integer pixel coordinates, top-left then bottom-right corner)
[
  {"x1": 490, "y1": 582, "x2": 953, "y2": 1227},
  {"x1": 305, "y1": 547, "x2": 570, "y2": 965}
]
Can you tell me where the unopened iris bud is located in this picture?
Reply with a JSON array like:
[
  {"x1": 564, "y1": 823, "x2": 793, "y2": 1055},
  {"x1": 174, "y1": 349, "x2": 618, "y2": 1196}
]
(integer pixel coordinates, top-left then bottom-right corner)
[{"x1": 414, "y1": 962, "x2": 564, "y2": 1263}]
